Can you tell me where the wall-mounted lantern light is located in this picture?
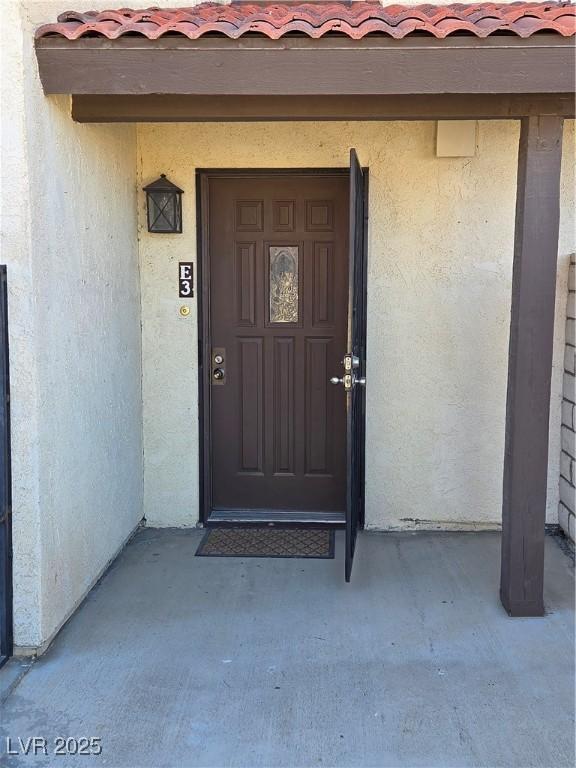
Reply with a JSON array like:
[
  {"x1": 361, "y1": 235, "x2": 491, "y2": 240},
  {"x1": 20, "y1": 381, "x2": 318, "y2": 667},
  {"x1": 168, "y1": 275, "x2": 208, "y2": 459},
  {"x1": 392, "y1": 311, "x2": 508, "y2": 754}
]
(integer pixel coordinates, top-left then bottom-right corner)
[{"x1": 143, "y1": 174, "x2": 183, "y2": 233}]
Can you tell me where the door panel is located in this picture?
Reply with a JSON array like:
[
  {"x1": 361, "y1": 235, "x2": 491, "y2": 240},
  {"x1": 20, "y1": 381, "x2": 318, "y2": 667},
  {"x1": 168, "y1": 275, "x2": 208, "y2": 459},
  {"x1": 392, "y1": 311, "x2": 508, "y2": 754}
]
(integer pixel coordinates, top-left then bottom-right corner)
[
  {"x1": 312, "y1": 242, "x2": 335, "y2": 327},
  {"x1": 305, "y1": 337, "x2": 333, "y2": 475},
  {"x1": 273, "y1": 336, "x2": 295, "y2": 475},
  {"x1": 238, "y1": 336, "x2": 264, "y2": 474},
  {"x1": 235, "y1": 243, "x2": 256, "y2": 326},
  {"x1": 208, "y1": 174, "x2": 349, "y2": 515}
]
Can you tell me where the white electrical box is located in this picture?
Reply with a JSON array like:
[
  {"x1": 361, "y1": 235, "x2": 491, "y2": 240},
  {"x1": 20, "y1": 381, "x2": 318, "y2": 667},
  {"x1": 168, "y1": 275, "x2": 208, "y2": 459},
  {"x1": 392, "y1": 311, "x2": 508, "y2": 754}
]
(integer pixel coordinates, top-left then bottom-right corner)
[{"x1": 436, "y1": 121, "x2": 477, "y2": 157}]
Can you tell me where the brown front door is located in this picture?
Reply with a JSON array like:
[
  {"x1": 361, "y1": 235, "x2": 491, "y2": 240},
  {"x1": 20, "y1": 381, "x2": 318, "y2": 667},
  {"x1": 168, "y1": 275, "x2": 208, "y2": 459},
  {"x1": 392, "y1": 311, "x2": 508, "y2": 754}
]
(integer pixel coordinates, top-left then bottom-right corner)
[{"x1": 203, "y1": 172, "x2": 349, "y2": 521}]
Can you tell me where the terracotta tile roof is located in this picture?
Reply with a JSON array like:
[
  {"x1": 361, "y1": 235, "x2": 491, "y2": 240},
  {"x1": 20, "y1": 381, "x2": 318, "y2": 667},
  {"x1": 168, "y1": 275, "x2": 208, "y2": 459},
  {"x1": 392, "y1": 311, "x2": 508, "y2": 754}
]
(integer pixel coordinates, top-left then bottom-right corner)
[{"x1": 35, "y1": 2, "x2": 576, "y2": 40}]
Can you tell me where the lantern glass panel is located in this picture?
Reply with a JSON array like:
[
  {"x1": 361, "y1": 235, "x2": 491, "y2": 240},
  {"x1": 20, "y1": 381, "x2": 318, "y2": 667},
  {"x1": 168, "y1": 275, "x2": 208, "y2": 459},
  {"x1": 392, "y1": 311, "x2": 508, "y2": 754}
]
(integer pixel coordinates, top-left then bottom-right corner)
[{"x1": 148, "y1": 190, "x2": 182, "y2": 233}]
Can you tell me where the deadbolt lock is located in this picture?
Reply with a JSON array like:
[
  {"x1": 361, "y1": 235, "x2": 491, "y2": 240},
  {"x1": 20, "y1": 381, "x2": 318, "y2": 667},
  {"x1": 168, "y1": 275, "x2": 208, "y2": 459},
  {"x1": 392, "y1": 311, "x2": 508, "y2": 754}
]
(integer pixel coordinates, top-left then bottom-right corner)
[
  {"x1": 343, "y1": 354, "x2": 360, "y2": 371},
  {"x1": 212, "y1": 347, "x2": 226, "y2": 385}
]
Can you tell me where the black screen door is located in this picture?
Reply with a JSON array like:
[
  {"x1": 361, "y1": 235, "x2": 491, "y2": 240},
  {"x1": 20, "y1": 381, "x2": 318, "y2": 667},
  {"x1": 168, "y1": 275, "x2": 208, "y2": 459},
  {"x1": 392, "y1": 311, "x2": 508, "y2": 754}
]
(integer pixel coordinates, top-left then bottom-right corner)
[
  {"x1": 345, "y1": 150, "x2": 368, "y2": 582},
  {"x1": 0, "y1": 266, "x2": 12, "y2": 666}
]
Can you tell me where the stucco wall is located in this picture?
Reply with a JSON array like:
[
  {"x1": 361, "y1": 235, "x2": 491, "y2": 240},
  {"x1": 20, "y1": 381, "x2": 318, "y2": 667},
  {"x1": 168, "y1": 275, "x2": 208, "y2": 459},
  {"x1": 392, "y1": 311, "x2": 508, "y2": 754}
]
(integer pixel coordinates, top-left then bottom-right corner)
[
  {"x1": 1, "y1": 0, "x2": 144, "y2": 649},
  {"x1": 138, "y1": 120, "x2": 575, "y2": 531}
]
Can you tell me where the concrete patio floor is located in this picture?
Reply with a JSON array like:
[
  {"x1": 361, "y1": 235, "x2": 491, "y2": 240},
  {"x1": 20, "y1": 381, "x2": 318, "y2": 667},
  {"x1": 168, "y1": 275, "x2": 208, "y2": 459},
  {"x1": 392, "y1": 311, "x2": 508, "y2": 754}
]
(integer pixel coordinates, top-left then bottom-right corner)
[{"x1": 0, "y1": 529, "x2": 574, "y2": 768}]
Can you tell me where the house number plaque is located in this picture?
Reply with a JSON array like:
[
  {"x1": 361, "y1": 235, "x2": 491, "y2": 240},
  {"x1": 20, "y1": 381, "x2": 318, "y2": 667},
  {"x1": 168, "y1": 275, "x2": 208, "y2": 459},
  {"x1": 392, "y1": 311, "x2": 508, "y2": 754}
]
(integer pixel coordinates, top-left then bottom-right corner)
[{"x1": 179, "y1": 262, "x2": 194, "y2": 298}]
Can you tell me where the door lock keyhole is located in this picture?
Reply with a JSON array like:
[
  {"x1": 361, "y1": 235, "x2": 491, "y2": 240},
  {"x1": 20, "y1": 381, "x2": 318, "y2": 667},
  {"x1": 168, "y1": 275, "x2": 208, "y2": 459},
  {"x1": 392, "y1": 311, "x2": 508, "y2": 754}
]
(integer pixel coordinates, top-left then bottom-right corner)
[{"x1": 212, "y1": 348, "x2": 226, "y2": 385}]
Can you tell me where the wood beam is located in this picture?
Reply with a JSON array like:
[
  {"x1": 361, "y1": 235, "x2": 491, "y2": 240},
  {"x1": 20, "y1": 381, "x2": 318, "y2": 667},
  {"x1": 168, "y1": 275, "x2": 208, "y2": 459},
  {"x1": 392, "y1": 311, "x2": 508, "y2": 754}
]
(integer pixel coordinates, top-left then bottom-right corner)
[
  {"x1": 500, "y1": 115, "x2": 564, "y2": 617},
  {"x1": 36, "y1": 35, "x2": 575, "y2": 96},
  {"x1": 71, "y1": 94, "x2": 576, "y2": 123}
]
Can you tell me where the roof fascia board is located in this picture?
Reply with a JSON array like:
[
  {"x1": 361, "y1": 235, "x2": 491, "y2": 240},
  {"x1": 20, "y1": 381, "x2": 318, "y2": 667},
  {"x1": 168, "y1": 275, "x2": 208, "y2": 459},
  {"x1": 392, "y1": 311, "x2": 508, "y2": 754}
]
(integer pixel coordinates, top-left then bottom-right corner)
[{"x1": 35, "y1": 34, "x2": 576, "y2": 95}]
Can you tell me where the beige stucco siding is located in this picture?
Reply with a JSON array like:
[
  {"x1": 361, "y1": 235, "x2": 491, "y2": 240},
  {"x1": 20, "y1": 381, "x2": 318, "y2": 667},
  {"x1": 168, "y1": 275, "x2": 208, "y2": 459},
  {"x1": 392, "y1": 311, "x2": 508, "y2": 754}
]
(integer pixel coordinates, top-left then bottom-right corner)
[
  {"x1": 137, "y1": 120, "x2": 575, "y2": 531},
  {"x1": 30, "y1": 101, "x2": 143, "y2": 649},
  {"x1": 2, "y1": 0, "x2": 144, "y2": 649}
]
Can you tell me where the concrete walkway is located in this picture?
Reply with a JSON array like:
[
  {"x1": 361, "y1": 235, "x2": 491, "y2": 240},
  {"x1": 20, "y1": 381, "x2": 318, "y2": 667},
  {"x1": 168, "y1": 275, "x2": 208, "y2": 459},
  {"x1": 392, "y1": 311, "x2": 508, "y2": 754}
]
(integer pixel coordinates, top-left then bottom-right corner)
[{"x1": 0, "y1": 530, "x2": 574, "y2": 768}]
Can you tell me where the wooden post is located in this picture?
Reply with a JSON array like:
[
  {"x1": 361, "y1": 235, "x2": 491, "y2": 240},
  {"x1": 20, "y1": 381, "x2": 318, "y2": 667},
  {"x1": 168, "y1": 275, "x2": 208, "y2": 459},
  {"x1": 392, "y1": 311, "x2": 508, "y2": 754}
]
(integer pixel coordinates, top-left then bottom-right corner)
[{"x1": 501, "y1": 116, "x2": 564, "y2": 617}]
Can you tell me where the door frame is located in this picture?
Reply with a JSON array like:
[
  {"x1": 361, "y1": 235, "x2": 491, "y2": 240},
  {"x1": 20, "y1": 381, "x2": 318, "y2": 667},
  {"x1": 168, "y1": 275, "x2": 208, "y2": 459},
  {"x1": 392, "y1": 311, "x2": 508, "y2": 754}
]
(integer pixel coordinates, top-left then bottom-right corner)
[{"x1": 196, "y1": 168, "x2": 368, "y2": 528}]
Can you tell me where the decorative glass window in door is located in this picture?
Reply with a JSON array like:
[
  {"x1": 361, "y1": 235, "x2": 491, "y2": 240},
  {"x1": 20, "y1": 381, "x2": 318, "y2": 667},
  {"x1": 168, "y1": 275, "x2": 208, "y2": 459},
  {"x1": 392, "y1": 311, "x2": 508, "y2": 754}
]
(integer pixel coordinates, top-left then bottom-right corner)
[{"x1": 269, "y1": 246, "x2": 298, "y2": 323}]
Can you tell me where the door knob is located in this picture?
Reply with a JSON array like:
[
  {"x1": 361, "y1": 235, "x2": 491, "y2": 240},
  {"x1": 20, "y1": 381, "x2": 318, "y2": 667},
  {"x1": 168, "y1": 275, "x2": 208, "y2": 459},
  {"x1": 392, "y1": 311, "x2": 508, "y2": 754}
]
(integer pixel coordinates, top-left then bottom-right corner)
[
  {"x1": 330, "y1": 374, "x2": 365, "y2": 388},
  {"x1": 331, "y1": 373, "x2": 353, "y2": 391},
  {"x1": 213, "y1": 368, "x2": 224, "y2": 381}
]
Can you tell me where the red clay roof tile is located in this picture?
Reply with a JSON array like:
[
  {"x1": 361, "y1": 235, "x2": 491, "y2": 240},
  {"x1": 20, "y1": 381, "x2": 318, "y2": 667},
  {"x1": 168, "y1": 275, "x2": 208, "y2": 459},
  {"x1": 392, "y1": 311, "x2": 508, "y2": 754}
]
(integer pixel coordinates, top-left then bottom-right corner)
[{"x1": 35, "y1": 2, "x2": 576, "y2": 40}]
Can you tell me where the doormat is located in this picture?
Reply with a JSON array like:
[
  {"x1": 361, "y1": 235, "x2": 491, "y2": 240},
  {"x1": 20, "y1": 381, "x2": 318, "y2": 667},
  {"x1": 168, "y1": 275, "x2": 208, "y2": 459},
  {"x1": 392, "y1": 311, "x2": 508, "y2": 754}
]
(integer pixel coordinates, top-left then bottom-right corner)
[{"x1": 195, "y1": 527, "x2": 335, "y2": 559}]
